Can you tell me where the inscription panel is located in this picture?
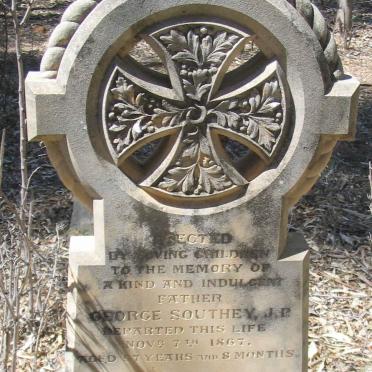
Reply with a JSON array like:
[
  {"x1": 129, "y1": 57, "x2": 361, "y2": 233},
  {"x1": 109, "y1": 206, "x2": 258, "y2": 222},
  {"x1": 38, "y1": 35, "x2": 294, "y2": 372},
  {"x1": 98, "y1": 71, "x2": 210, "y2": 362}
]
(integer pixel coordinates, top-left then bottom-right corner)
[{"x1": 72, "y1": 230, "x2": 307, "y2": 371}]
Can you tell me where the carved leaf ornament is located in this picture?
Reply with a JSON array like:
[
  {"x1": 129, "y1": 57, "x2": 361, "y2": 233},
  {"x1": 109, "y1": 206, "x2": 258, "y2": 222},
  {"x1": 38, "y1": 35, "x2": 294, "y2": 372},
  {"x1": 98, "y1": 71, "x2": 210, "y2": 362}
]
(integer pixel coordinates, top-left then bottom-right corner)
[{"x1": 103, "y1": 22, "x2": 290, "y2": 202}]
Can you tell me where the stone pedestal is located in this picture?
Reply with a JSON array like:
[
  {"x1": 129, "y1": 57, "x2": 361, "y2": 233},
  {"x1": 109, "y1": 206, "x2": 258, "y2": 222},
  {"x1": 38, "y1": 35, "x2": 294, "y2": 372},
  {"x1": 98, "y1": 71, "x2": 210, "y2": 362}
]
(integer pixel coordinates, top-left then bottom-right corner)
[
  {"x1": 66, "y1": 215, "x2": 309, "y2": 371},
  {"x1": 26, "y1": 0, "x2": 359, "y2": 371}
]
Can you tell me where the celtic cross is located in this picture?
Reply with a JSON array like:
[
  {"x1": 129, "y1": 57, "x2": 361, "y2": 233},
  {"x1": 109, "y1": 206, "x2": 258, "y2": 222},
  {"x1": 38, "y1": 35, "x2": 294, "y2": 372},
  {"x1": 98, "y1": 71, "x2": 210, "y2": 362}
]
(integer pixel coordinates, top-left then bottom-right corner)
[
  {"x1": 25, "y1": 1, "x2": 359, "y2": 370},
  {"x1": 103, "y1": 22, "x2": 289, "y2": 200}
]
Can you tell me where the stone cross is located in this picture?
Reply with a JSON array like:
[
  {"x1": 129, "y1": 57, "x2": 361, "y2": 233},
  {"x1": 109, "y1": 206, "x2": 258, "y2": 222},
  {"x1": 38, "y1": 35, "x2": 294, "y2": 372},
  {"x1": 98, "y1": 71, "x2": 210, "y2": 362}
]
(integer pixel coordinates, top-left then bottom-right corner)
[{"x1": 26, "y1": 0, "x2": 359, "y2": 371}]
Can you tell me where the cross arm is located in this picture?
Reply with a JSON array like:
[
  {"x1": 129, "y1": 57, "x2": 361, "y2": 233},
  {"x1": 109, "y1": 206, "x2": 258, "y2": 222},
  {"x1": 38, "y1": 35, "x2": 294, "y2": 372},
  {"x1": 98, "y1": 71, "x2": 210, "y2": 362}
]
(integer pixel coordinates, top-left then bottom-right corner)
[
  {"x1": 115, "y1": 57, "x2": 182, "y2": 103},
  {"x1": 320, "y1": 76, "x2": 360, "y2": 139},
  {"x1": 26, "y1": 72, "x2": 67, "y2": 141},
  {"x1": 206, "y1": 59, "x2": 286, "y2": 159},
  {"x1": 210, "y1": 59, "x2": 278, "y2": 103}
]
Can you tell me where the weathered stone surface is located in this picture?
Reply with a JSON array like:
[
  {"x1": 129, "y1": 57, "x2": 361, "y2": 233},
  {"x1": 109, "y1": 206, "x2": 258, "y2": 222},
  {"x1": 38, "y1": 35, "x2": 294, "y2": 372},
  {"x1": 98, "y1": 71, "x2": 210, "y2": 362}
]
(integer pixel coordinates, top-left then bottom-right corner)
[
  {"x1": 61, "y1": 0, "x2": 97, "y2": 23},
  {"x1": 26, "y1": 0, "x2": 359, "y2": 371},
  {"x1": 40, "y1": 47, "x2": 65, "y2": 72},
  {"x1": 48, "y1": 21, "x2": 79, "y2": 48}
]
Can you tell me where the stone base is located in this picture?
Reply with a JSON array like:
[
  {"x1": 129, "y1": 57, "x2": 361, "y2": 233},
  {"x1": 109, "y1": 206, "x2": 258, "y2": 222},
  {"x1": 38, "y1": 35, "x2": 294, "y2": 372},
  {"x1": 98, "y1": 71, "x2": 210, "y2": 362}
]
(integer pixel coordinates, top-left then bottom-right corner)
[{"x1": 66, "y1": 233, "x2": 309, "y2": 372}]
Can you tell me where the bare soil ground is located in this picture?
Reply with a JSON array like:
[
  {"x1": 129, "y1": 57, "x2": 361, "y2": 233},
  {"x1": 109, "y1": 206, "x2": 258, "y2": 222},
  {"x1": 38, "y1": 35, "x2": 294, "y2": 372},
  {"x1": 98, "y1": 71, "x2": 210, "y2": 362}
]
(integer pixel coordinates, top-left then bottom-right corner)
[{"x1": 0, "y1": 0, "x2": 371, "y2": 371}]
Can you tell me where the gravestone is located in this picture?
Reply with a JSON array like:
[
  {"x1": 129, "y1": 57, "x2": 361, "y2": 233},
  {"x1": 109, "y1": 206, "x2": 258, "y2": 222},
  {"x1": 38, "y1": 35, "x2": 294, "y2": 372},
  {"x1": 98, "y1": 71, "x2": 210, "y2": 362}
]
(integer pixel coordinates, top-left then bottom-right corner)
[{"x1": 26, "y1": 0, "x2": 359, "y2": 371}]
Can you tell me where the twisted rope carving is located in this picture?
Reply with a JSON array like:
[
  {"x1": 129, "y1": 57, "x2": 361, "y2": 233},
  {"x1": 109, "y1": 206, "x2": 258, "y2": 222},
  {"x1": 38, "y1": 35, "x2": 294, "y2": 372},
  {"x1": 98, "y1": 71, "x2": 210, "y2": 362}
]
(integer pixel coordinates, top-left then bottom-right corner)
[
  {"x1": 40, "y1": 0, "x2": 343, "y2": 82},
  {"x1": 293, "y1": 0, "x2": 343, "y2": 80},
  {"x1": 40, "y1": 0, "x2": 97, "y2": 76},
  {"x1": 39, "y1": 0, "x2": 99, "y2": 207},
  {"x1": 284, "y1": 1, "x2": 343, "y2": 206},
  {"x1": 286, "y1": 136, "x2": 338, "y2": 207}
]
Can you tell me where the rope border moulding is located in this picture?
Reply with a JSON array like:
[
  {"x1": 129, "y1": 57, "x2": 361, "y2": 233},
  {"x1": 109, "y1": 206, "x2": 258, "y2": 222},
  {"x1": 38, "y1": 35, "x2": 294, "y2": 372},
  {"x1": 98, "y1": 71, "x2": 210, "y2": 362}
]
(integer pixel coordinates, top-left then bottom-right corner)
[{"x1": 40, "y1": 0, "x2": 343, "y2": 83}]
